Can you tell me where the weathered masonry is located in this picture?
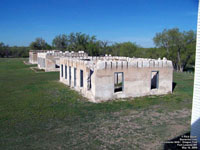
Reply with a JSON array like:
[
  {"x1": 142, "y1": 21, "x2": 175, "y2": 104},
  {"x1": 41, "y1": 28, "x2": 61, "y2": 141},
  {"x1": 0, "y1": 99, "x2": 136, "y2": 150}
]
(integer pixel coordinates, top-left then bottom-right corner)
[
  {"x1": 37, "y1": 50, "x2": 62, "y2": 72},
  {"x1": 29, "y1": 50, "x2": 88, "y2": 72},
  {"x1": 60, "y1": 56, "x2": 173, "y2": 102},
  {"x1": 38, "y1": 51, "x2": 88, "y2": 72},
  {"x1": 29, "y1": 50, "x2": 45, "y2": 64}
]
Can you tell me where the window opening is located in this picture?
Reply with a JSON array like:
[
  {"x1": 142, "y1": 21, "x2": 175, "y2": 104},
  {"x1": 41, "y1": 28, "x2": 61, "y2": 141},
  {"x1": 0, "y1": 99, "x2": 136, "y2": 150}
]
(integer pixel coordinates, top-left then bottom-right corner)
[
  {"x1": 65, "y1": 65, "x2": 67, "y2": 79},
  {"x1": 74, "y1": 68, "x2": 76, "y2": 87},
  {"x1": 114, "y1": 72, "x2": 124, "y2": 93},
  {"x1": 80, "y1": 70, "x2": 84, "y2": 87},
  {"x1": 151, "y1": 71, "x2": 159, "y2": 89},
  {"x1": 61, "y1": 64, "x2": 63, "y2": 77},
  {"x1": 69, "y1": 66, "x2": 71, "y2": 86},
  {"x1": 87, "y1": 69, "x2": 94, "y2": 90}
]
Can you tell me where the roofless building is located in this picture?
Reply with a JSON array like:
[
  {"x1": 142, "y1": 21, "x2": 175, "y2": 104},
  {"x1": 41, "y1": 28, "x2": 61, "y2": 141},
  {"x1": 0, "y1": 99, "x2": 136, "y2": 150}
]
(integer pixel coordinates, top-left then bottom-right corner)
[{"x1": 60, "y1": 56, "x2": 173, "y2": 102}]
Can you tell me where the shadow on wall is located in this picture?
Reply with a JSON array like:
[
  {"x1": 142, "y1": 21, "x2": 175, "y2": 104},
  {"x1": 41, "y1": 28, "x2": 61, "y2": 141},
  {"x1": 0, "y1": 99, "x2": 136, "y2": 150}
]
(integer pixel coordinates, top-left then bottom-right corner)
[{"x1": 163, "y1": 118, "x2": 200, "y2": 150}]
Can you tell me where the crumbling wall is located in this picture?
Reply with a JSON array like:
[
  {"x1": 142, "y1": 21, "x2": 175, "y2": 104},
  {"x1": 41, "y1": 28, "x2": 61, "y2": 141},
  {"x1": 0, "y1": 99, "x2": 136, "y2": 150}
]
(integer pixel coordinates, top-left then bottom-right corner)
[
  {"x1": 45, "y1": 55, "x2": 60, "y2": 72},
  {"x1": 93, "y1": 59, "x2": 173, "y2": 102},
  {"x1": 37, "y1": 52, "x2": 46, "y2": 70},
  {"x1": 29, "y1": 51, "x2": 38, "y2": 64},
  {"x1": 60, "y1": 58, "x2": 96, "y2": 101},
  {"x1": 60, "y1": 57, "x2": 173, "y2": 102}
]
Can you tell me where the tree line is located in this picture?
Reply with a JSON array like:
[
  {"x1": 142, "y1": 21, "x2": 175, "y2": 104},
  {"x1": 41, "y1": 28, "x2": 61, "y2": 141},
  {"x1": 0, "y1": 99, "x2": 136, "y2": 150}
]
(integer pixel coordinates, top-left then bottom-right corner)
[
  {"x1": 0, "y1": 28, "x2": 196, "y2": 72},
  {"x1": 0, "y1": 42, "x2": 29, "y2": 58}
]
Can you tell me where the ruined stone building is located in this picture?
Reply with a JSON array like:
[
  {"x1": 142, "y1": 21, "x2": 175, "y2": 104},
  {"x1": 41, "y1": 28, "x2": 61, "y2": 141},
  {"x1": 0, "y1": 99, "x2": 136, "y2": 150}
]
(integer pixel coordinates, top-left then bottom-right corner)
[
  {"x1": 29, "y1": 50, "x2": 88, "y2": 72},
  {"x1": 37, "y1": 50, "x2": 62, "y2": 71},
  {"x1": 60, "y1": 56, "x2": 173, "y2": 102},
  {"x1": 29, "y1": 50, "x2": 45, "y2": 64}
]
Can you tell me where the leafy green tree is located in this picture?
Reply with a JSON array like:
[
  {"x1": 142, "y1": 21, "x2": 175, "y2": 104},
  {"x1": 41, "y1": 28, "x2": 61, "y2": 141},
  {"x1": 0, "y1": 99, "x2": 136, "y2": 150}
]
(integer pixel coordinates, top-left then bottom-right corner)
[
  {"x1": 52, "y1": 32, "x2": 99, "y2": 55},
  {"x1": 145, "y1": 47, "x2": 166, "y2": 59},
  {"x1": 67, "y1": 32, "x2": 96, "y2": 52},
  {"x1": 9, "y1": 46, "x2": 29, "y2": 57},
  {"x1": 52, "y1": 34, "x2": 68, "y2": 51},
  {"x1": 98, "y1": 41, "x2": 109, "y2": 55},
  {"x1": 30, "y1": 38, "x2": 51, "y2": 50},
  {"x1": 153, "y1": 28, "x2": 196, "y2": 71},
  {"x1": 0, "y1": 42, "x2": 10, "y2": 57},
  {"x1": 86, "y1": 40, "x2": 102, "y2": 56},
  {"x1": 109, "y1": 42, "x2": 139, "y2": 57}
]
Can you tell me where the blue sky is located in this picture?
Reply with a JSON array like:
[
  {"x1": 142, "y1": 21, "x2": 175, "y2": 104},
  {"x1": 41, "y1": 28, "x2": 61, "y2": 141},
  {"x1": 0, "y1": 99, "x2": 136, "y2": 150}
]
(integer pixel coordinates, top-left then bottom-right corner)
[{"x1": 0, "y1": 0, "x2": 198, "y2": 47}]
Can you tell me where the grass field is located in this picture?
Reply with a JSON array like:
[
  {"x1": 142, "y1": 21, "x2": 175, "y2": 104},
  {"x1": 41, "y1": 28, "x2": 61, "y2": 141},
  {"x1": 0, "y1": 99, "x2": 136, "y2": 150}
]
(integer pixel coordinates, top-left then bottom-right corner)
[{"x1": 0, "y1": 58, "x2": 194, "y2": 150}]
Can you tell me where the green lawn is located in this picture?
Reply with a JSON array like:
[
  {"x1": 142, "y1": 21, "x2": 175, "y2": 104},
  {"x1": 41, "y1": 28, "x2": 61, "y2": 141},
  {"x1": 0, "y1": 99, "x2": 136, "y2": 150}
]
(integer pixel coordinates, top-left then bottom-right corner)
[{"x1": 0, "y1": 58, "x2": 194, "y2": 150}]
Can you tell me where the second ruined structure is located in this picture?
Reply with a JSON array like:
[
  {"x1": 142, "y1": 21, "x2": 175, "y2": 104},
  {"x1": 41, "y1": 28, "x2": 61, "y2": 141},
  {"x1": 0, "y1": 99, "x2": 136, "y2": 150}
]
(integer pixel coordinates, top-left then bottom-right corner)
[{"x1": 29, "y1": 50, "x2": 88, "y2": 72}]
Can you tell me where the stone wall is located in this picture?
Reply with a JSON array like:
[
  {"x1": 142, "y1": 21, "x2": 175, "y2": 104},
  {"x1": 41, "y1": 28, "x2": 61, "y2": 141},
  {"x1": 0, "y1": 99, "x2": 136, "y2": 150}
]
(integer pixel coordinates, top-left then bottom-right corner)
[
  {"x1": 32, "y1": 50, "x2": 88, "y2": 72},
  {"x1": 45, "y1": 55, "x2": 60, "y2": 72},
  {"x1": 60, "y1": 58, "x2": 95, "y2": 101},
  {"x1": 60, "y1": 57, "x2": 173, "y2": 102},
  {"x1": 29, "y1": 51, "x2": 38, "y2": 64},
  {"x1": 37, "y1": 52, "x2": 47, "y2": 70}
]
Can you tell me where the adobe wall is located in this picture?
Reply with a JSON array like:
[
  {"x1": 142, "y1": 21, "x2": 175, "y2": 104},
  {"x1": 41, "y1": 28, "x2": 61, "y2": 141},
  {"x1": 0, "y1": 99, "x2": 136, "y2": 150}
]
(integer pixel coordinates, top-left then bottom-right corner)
[
  {"x1": 45, "y1": 55, "x2": 60, "y2": 72},
  {"x1": 60, "y1": 58, "x2": 96, "y2": 101},
  {"x1": 29, "y1": 50, "x2": 50, "y2": 65},
  {"x1": 60, "y1": 57, "x2": 173, "y2": 102},
  {"x1": 94, "y1": 65, "x2": 173, "y2": 102},
  {"x1": 29, "y1": 51, "x2": 38, "y2": 64},
  {"x1": 35, "y1": 50, "x2": 88, "y2": 72},
  {"x1": 37, "y1": 51, "x2": 61, "y2": 71},
  {"x1": 93, "y1": 59, "x2": 173, "y2": 102},
  {"x1": 37, "y1": 52, "x2": 46, "y2": 70}
]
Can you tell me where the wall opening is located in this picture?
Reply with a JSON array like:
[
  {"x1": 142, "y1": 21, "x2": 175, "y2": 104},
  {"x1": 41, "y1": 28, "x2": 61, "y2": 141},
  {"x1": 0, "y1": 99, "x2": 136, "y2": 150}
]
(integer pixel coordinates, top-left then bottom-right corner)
[
  {"x1": 80, "y1": 70, "x2": 84, "y2": 87},
  {"x1": 151, "y1": 71, "x2": 159, "y2": 89},
  {"x1": 55, "y1": 64, "x2": 60, "y2": 68},
  {"x1": 74, "y1": 68, "x2": 76, "y2": 87},
  {"x1": 65, "y1": 65, "x2": 67, "y2": 79},
  {"x1": 87, "y1": 69, "x2": 94, "y2": 90},
  {"x1": 61, "y1": 64, "x2": 63, "y2": 77},
  {"x1": 114, "y1": 72, "x2": 124, "y2": 93},
  {"x1": 69, "y1": 66, "x2": 71, "y2": 86}
]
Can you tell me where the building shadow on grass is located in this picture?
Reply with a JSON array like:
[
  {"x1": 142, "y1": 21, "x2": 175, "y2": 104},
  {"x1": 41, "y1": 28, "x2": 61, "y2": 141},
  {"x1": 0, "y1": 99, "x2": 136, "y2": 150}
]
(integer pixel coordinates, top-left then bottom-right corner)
[
  {"x1": 164, "y1": 118, "x2": 200, "y2": 149},
  {"x1": 172, "y1": 82, "x2": 177, "y2": 92},
  {"x1": 163, "y1": 132, "x2": 191, "y2": 150}
]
